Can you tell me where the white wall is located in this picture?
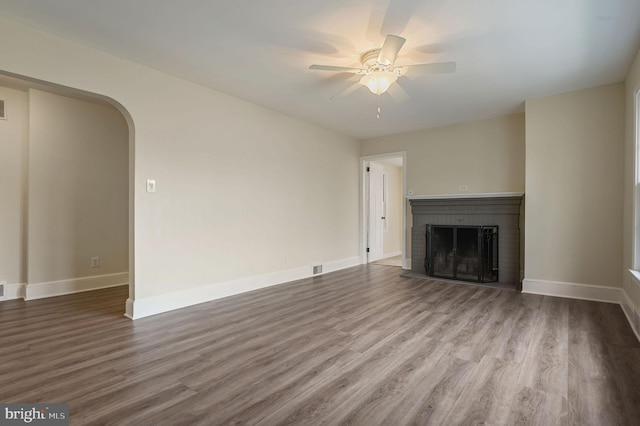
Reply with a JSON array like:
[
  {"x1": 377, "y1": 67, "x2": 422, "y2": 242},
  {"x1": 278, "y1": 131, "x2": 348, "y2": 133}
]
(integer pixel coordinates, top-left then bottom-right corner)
[
  {"x1": 524, "y1": 83, "x2": 624, "y2": 289},
  {"x1": 0, "y1": 86, "x2": 28, "y2": 291},
  {"x1": 0, "y1": 17, "x2": 361, "y2": 317},
  {"x1": 27, "y1": 89, "x2": 129, "y2": 286}
]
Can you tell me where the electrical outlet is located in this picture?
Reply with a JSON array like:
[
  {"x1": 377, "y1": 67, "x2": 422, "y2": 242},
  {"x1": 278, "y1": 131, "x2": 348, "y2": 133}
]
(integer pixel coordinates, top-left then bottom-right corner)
[
  {"x1": 408, "y1": 189, "x2": 414, "y2": 196},
  {"x1": 459, "y1": 185, "x2": 468, "y2": 192},
  {"x1": 91, "y1": 257, "x2": 100, "y2": 268}
]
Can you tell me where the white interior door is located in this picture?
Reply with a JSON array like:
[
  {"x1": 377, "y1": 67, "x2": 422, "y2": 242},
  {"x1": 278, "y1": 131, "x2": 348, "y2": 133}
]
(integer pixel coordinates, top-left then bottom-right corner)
[{"x1": 368, "y1": 162, "x2": 385, "y2": 262}]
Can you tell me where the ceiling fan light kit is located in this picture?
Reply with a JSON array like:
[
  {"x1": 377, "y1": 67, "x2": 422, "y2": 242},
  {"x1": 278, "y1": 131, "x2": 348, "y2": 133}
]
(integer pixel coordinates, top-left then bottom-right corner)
[
  {"x1": 309, "y1": 34, "x2": 456, "y2": 101},
  {"x1": 360, "y1": 69, "x2": 399, "y2": 95}
]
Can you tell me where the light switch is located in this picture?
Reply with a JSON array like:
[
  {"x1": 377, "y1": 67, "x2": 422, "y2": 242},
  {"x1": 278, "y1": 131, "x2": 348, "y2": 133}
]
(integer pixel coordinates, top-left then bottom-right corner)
[{"x1": 146, "y1": 179, "x2": 156, "y2": 193}]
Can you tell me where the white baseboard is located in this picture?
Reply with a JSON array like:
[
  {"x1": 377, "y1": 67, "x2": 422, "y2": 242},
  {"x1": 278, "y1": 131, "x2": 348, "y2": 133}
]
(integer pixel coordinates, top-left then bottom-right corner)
[
  {"x1": 25, "y1": 272, "x2": 129, "y2": 300},
  {"x1": 0, "y1": 282, "x2": 26, "y2": 301},
  {"x1": 125, "y1": 297, "x2": 135, "y2": 319},
  {"x1": 127, "y1": 256, "x2": 361, "y2": 320},
  {"x1": 515, "y1": 278, "x2": 640, "y2": 342},
  {"x1": 322, "y1": 256, "x2": 361, "y2": 274},
  {"x1": 381, "y1": 251, "x2": 402, "y2": 259},
  {"x1": 522, "y1": 278, "x2": 621, "y2": 304}
]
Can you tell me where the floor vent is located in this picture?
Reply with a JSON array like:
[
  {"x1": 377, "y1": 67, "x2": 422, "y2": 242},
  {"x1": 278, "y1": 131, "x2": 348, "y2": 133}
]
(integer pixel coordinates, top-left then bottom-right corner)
[
  {"x1": 313, "y1": 265, "x2": 323, "y2": 275},
  {"x1": 0, "y1": 283, "x2": 5, "y2": 300}
]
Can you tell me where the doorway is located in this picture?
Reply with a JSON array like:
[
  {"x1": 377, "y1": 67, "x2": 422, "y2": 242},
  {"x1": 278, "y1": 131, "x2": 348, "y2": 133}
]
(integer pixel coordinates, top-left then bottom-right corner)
[
  {"x1": 0, "y1": 71, "x2": 133, "y2": 313},
  {"x1": 361, "y1": 152, "x2": 406, "y2": 267}
]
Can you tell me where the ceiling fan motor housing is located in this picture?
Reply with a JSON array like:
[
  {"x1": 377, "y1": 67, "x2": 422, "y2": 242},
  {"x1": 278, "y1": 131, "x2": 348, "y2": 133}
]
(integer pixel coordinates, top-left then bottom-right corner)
[{"x1": 361, "y1": 49, "x2": 382, "y2": 68}]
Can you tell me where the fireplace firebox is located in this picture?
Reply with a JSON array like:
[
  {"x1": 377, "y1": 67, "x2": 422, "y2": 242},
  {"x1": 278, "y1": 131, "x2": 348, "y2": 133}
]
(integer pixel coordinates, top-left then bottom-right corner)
[
  {"x1": 409, "y1": 194, "x2": 523, "y2": 289},
  {"x1": 426, "y1": 225, "x2": 498, "y2": 283}
]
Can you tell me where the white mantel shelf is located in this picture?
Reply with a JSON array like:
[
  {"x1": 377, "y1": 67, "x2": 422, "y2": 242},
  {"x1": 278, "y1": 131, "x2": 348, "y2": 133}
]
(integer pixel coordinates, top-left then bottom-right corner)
[{"x1": 406, "y1": 192, "x2": 524, "y2": 200}]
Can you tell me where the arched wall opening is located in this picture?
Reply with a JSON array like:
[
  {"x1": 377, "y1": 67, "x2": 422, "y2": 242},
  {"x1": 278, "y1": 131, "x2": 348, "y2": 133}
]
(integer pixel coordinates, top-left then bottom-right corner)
[{"x1": 0, "y1": 70, "x2": 135, "y2": 314}]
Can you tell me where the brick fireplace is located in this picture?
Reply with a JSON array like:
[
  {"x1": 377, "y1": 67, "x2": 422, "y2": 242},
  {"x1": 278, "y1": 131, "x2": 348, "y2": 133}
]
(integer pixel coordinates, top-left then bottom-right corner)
[{"x1": 409, "y1": 193, "x2": 523, "y2": 288}]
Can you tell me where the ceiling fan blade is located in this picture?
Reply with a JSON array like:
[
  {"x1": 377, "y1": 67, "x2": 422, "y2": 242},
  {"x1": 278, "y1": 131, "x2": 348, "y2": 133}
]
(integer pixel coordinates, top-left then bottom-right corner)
[
  {"x1": 398, "y1": 61, "x2": 457, "y2": 75},
  {"x1": 380, "y1": 0, "x2": 424, "y2": 37},
  {"x1": 377, "y1": 35, "x2": 406, "y2": 66},
  {"x1": 309, "y1": 64, "x2": 363, "y2": 73},
  {"x1": 387, "y1": 82, "x2": 410, "y2": 102},
  {"x1": 331, "y1": 82, "x2": 362, "y2": 99}
]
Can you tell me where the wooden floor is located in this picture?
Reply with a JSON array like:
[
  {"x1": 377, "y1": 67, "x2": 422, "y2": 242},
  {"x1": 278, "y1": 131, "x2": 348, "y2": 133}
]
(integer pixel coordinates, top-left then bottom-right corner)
[{"x1": 1, "y1": 265, "x2": 640, "y2": 425}]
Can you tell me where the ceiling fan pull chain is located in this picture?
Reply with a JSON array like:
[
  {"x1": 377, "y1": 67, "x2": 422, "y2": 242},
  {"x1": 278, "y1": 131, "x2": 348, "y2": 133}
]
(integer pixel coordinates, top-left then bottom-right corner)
[{"x1": 377, "y1": 95, "x2": 381, "y2": 119}]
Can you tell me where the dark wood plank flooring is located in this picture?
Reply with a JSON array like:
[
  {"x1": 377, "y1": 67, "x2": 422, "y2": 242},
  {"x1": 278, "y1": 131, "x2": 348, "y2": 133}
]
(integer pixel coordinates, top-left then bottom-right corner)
[{"x1": 1, "y1": 265, "x2": 639, "y2": 425}]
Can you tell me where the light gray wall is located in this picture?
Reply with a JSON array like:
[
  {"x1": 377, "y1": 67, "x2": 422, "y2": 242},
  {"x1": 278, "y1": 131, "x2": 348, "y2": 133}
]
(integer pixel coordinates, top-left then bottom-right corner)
[
  {"x1": 0, "y1": 86, "x2": 28, "y2": 286},
  {"x1": 27, "y1": 89, "x2": 129, "y2": 284},
  {"x1": 524, "y1": 83, "x2": 624, "y2": 288},
  {"x1": 361, "y1": 114, "x2": 526, "y2": 195}
]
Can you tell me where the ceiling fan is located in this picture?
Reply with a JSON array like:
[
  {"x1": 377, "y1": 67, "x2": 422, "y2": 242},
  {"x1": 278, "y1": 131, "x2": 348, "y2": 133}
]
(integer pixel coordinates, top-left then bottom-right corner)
[{"x1": 309, "y1": 34, "x2": 456, "y2": 99}]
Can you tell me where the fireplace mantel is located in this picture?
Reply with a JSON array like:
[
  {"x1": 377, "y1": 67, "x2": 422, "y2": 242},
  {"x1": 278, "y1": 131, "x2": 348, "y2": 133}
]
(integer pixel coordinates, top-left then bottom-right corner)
[
  {"x1": 409, "y1": 193, "x2": 524, "y2": 288},
  {"x1": 407, "y1": 192, "x2": 524, "y2": 201}
]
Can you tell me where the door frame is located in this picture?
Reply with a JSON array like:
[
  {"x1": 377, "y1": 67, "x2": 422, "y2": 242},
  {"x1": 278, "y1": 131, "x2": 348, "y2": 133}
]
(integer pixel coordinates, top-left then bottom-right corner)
[{"x1": 360, "y1": 151, "x2": 407, "y2": 267}]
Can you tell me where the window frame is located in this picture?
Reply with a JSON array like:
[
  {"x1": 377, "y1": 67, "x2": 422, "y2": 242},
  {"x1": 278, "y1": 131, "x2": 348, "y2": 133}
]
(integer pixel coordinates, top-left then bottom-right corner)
[{"x1": 634, "y1": 89, "x2": 640, "y2": 270}]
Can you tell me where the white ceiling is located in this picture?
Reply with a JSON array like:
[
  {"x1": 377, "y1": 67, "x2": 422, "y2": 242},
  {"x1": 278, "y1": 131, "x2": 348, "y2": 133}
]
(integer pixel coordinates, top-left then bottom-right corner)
[{"x1": 1, "y1": 0, "x2": 639, "y2": 139}]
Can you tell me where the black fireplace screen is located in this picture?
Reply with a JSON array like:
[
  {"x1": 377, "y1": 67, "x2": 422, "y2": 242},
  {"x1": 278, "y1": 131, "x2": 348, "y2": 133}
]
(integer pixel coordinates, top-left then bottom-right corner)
[{"x1": 425, "y1": 225, "x2": 498, "y2": 283}]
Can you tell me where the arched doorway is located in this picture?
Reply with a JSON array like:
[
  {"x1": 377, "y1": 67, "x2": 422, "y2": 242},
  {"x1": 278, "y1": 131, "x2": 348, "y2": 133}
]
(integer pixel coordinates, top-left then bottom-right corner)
[{"x1": 0, "y1": 71, "x2": 134, "y2": 315}]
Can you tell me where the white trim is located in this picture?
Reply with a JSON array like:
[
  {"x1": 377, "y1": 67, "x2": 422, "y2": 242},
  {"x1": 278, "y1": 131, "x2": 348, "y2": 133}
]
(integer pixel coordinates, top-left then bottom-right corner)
[
  {"x1": 522, "y1": 278, "x2": 621, "y2": 304},
  {"x1": 381, "y1": 251, "x2": 402, "y2": 259},
  {"x1": 404, "y1": 258, "x2": 412, "y2": 270},
  {"x1": 360, "y1": 152, "x2": 407, "y2": 268},
  {"x1": 0, "y1": 282, "x2": 26, "y2": 301},
  {"x1": 127, "y1": 256, "x2": 361, "y2": 320},
  {"x1": 124, "y1": 297, "x2": 135, "y2": 319},
  {"x1": 621, "y1": 289, "x2": 640, "y2": 342},
  {"x1": 407, "y1": 192, "x2": 524, "y2": 200},
  {"x1": 25, "y1": 272, "x2": 129, "y2": 300}
]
